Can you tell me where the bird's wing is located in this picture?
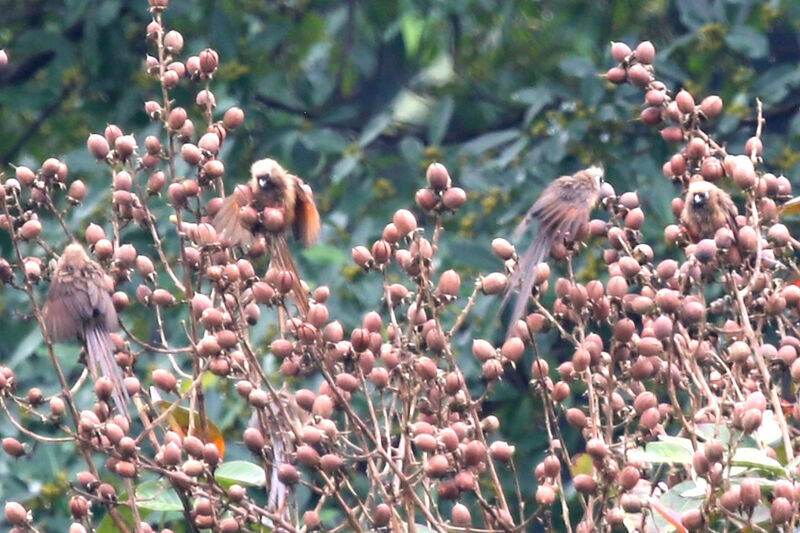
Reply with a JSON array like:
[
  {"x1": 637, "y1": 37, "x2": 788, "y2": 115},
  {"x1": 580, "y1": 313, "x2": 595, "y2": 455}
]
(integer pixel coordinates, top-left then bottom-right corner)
[
  {"x1": 84, "y1": 272, "x2": 119, "y2": 332},
  {"x1": 44, "y1": 272, "x2": 95, "y2": 341},
  {"x1": 723, "y1": 194, "x2": 740, "y2": 242},
  {"x1": 43, "y1": 288, "x2": 79, "y2": 341},
  {"x1": 291, "y1": 177, "x2": 321, "y2": 248},
  {"x1": 214, "y1": 193, "x2": 254, "y2": 247}
]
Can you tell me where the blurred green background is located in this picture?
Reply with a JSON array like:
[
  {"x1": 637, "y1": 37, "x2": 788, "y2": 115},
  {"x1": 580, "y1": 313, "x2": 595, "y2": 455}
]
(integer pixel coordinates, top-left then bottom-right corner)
[{"x1": 2, "y1": 0, "x2": 800, "y2": 529}]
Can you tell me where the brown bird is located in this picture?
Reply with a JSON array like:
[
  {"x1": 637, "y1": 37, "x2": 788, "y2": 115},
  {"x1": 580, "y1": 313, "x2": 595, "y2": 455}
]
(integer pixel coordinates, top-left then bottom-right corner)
[
  {"x1": 503, "y1": 166, "x2": 604, "y2": 335},
  {"x1": 43, "y1": 243, "x2": 129, "y2": 417},
  {"x1": 213, "y1": 159, "x2": 321, "y2": 316},
  {"x1": 680, "y1": 180, "x2": 738, "y2": 241}
]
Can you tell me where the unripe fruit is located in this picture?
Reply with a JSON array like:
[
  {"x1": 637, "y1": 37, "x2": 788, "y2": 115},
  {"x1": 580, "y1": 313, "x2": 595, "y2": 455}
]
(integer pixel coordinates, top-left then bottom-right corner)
[
  {"x1": 392, "y1": 209, "x2": 417, "y2": 237},
  {"x1": 635, "y1": 41, "x2": 656, "y2": 63},
  {"x1": 501, "y1": 337, "x2": 525, "y2": 363},
  {"x1": 573, "y1": 474, "x2": 597, "y2": 494},
  {"x1": 5, "y1": 502, "x2": 28, "y2": 525},
  {"x1": 426, "y1": 162, "x2": 451, "y2": 190},
  {"x1": 627, "y1": 64, "x2": 650, "y2": 86},
  {"x1": 438, "y1": 269, "x2": 461, "y2": 296},
  {"x1": 2, "y1": 437, "x2": 25, "y2": 458},
  {"x1": 768, "y1": 223, "x2": 790, "y2": 246},
  {"x1": 660, "y1": 126, "x2": 683, "y2": 143},
  {"x1": 425, "y1": 454, "x2": 450, "y2": 478},
  {"x1": 675, "y1": 90, "x2": 695, "y2": 114},
  {"x1": 223, "y1": 107, "x2": 245, "y2": 129},
  {"x1": 739, "y1": 478, "x2": 761, "y2": 507},
  {"x1": 277, "y1": 464, "x2": 299, "y2": 485},
  {"x1": 566, "y1": 408, "x2": 587, "y2": 428},
  {"x1": 19, "y1": 219, "x2": 42, "y2": 240},
  {"x1": 700, "y1": 95, "x2": 723, "y2": 117},
  {"x1": 732, "y1": 155, "x2": 756, "y2": 189},
  {"x1": 87, "y1": 134, "x2": 110, "y2": 160},
  {"x1": 771, "y1": 497, "x2": 793, "y2": 524},
  {"x1": 680, "y1": 509, "x2": 704, "y2": 531},
  {"x1": 481, "y1": 272, "x2": 507, "y2": 294},
  {"x1": 319, "y1": 453, "x2": 344, "y2": 473},
  {"x1": 536, "y1": 483, "x2": 556, "y2": 506},
  {"x1": 606, "y1": 67, "x2": 626, "y2": 84},
  {"x1": 164, "y1": 30, "x2": 184, "y2": 53},
  {"x1": 152, "y1": 369, "x2": 177, "y2": 392},
  {"x1": 68, "y1": 180, "x2": 87, "y2": 201},
  {"x1": 451, "y1": 503, "x2": 471, "y2": 527},
  {"x1": 442, "y1": 187, "x2": 466, "y2": 209},
  {"x1": 198, "y1": 48, "x2": 219, "y2": 74},
  {"x1": 243, "y1": 427, "x2": 264, "y2": 453}
]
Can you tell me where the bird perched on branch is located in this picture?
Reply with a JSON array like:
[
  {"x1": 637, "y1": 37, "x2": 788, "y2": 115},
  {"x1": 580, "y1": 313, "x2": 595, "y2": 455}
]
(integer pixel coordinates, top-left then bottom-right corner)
[
  {"x1": 43, "y1": 243, "x2": 129, "y2": 417},
  {"x1": 680, "y1": 179, "x2": 738, "y2": 241},
  {"x1": 213, "y1": 159, "x2": 321, "y2": 316},
  {"x1": 503, "y1": 166, "x2": 604, "y2": 336}
]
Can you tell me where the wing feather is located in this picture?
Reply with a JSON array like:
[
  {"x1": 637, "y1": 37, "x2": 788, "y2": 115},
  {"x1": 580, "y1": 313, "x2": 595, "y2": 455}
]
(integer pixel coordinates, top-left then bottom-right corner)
[
  {"x1": 214, "y1": 195, "x2": 254, "y2": 247},
  {"x1": 292, "y1": 179, "x2": 321, "y2": 248}
]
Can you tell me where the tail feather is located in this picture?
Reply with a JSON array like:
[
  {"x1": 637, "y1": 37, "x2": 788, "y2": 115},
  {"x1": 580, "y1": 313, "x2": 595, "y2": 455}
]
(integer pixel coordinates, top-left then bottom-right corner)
[
  {"x1": 502, "y1": 232, "x2": 552, "y2": 338},
  {"x1": 84, "y1": 324, "x2": 130, "y2": 419},
  {"x1": 270, "y1": 235, "x2": 310, "y2": 317}
]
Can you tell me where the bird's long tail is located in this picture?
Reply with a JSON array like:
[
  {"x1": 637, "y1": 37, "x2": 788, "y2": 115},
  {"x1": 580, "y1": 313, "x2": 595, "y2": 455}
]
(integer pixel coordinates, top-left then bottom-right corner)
[
  {"x1": 84, "y1": 324, "x2": 130, "y2": 419},
  {"x1": 502, "y1": 231, "x2": 553, "y2": 338},
  {"x1": 248, "y1": 408, "x2": 290, "y2": 515},
  {"x1": 269, "y1": 234, "x2": 310, "y2": 318}
]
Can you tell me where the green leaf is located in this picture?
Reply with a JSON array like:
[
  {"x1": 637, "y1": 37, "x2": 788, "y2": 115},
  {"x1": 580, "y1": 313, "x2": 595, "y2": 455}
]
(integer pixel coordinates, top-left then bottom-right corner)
[
  {"x1": 96, "y1": 505, "x2": 136, "y2": 533},
  {"x1": 731, "y1": 448, "x2": 787, "y2": 476},
  {"x1": 632, "y1": 437, "x2": 694, "y2": 464},
  {"x1": 725, "y1": 26, "x2": 768, "y2": 59},
  {"x1": 303, "y1": 244, "x2": 350, "y2": 266},
  {"x1": 647, "y1": 479, "x2": 704, "y2": 532},
  {"x1": 694, "y1": 422, "x2": 732, "y2": 443},
  {"x1": 400, "y1": 14, "x2": 425, "y2": 57},
  {"x1": 215, "y1": 461, "x2": 267, "y2": 487},
  {"x1": 135, "y1": 480, "x2": 184, "y2": 512},
  {"x1": 459, "y1": 129, "x2": 520, "y2": 156},
  {"x1": 559, "y1": 56, "x2": 595, "y2": 77},
  {"x1": 754, "y1": 410, "x2": 783, "y2": 447},
  {"x1": 428, "y1": 95, "x2": 454, "y2": 146},
  {"x1": 359, "y1": 113, "x2": 393, "y2": 147},
  {"x1": 301, "y1": 129, "x2": 349, "y2": 154},
  {"x1": 331, "y1": 155, "x2": 361, "y2": 184}
]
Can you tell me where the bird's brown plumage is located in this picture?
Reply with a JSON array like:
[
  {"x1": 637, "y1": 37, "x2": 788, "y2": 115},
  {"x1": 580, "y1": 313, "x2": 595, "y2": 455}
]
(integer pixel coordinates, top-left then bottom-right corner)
[
  {"x1": 680, "y1": 180, "x2": 738, "y2": 242},
  {"x1": 43, "y1": 243, "x2": 129, "y2": 417},
  {"x1": 213, "y1": 159, "x2": 321, "y2": 316},
  {"x1": 503, "y1": 166, "x2": 603, "y2": 336}
]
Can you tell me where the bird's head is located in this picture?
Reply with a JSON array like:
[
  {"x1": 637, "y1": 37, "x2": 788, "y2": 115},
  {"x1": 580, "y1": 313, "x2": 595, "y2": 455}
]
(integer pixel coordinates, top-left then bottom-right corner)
[
  {"x1": 586, "y1": 165, "x2": 605, "y2": 188},
  {"x1": 688, "y1": 180, "x2": 716, "y2": 208},
  {"x1": 251, "y1": 158, "x2": 287, "y2": 193}
]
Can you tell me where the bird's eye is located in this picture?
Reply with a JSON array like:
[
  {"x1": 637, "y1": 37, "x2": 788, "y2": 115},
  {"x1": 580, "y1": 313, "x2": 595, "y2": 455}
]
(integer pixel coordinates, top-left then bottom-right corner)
[{"x1": 257, "y1": 175, "x2": 272, "y2": 190}]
